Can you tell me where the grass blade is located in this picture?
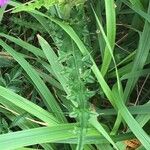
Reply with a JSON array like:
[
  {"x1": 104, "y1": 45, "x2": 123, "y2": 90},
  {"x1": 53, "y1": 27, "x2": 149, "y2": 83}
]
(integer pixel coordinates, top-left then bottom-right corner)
[
  {"x1": 123, "y1": 2, "x2": 150, "y2": 102},
  {"x1": 0, "y1": 39, "x2": 66, "y2": 123},
  {"x1": 0, "y1": 33, "x2": 45, "y2": 58},
  {"x1": 101, "y1": 0, "x2": 116, "y2": 76},
  {"x1": 37, "y1": 35, "x2": 68, "y2": 92},
  {"x1": 0, "y1": 86, "x2": 58, "y2": 126}
]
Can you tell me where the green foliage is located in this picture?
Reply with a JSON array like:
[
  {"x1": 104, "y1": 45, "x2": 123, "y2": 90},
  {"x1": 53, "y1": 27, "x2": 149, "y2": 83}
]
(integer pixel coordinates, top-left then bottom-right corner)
[
  {"x1": 13, "y1": 0, "x2": 86, "y2": 18},
  {"x1": 0, "y1": 0, "x2": 150, "y2": 150},
  {"x1": 38, "y1": 34, "x2": 95, "y2": 149},
  {"x1": 0, "y1": 66, "x2": 23, "y2": 93},
  {"x1": 13, "y1": 0, "x2": 58, "y2": 12}
]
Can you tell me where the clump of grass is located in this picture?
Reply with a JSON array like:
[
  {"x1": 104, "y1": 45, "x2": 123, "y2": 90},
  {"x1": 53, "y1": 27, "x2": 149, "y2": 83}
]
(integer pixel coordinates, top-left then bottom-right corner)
[{"x1": 0, "y1": 0, "x2": 149, "y2": 150}]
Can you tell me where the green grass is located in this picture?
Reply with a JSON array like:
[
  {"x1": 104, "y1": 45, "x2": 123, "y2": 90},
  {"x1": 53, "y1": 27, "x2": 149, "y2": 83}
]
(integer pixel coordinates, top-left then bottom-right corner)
[{"x1": 0, "y1": 0, "x2": 149, "y2": 150}]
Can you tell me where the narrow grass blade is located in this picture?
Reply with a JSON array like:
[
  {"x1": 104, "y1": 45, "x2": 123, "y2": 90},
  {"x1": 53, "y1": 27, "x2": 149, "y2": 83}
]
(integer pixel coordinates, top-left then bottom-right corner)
[
  {"x1": 37, "y1": 35, "x2": 68, "y2": 92},
  {"x1": 0, "y1": 86, "x2": 58, "y2": 126},
  {"x1": 121, "y1": 69, "x2": 150, "y2": 80},
  {"x1": 101, "y1": 0, "x2": 116, "y2": 76},
  {"x1": 37, "y1": 70, "x2": 63, "y2": 91},
  {"x1": 121, "y1": 0, "x2": 150, "y2": 23},
  {"x1": 129, "y1": 0, "x2": 144, "y2": 10},
  {"x1": 96, "y1": 144, "x2": 114, "y2": 150},
  {"x1": 112, "y1": 85, "x2": 150, "y2": 149},
  {"x1": 0, "y1": 33, "x2": 45, "y2": 58},
  {"x1": 96, "y1": 103, "x2": 150, "y2": 116},
  {"x1": 89, "y1": 114, "x2": 119, "y2": 150},
  {"x1": 0, "y1": 39, "x2": 66, "y2": 123},
  {"x1": 123, "y1": 2, "x2": 150, "y2": 102},
  {"x1": 0, "y1": 124, "x2": 76, "y2": 150},
  {"x1": 1, "y1": 100, "x2": 55, "y2": 149},
  {"x1": 0, "y1": 123, "x2": 136, "y2": 150}
]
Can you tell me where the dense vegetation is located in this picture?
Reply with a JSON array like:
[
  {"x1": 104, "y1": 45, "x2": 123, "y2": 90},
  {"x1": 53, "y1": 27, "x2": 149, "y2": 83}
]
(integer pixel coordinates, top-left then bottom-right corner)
[{"x1": 0, "y1": 0, "x2": 150, "y2": 150}]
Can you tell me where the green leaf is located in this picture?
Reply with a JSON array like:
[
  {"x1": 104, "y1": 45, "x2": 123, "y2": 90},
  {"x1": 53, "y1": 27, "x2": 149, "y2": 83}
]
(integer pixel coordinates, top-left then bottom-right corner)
[
  {"x1": 0, "y1": 33, "x2": 45, "y2": 58},
  {"x1": 37, "y1": 35, "x2": 68, "y2": 92},
  {"x1": 0, "y1": 39, "x2": 66, "y2": 123},
  {"x1": 123, "y1": 2, "x2": 150, "y2": 102},
  {"x1": 0, "y1": 86, "x2": 58, "y2": 126},
  {"x1": 101, "y1": 0, "x2": 116, "y2": 76}
]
